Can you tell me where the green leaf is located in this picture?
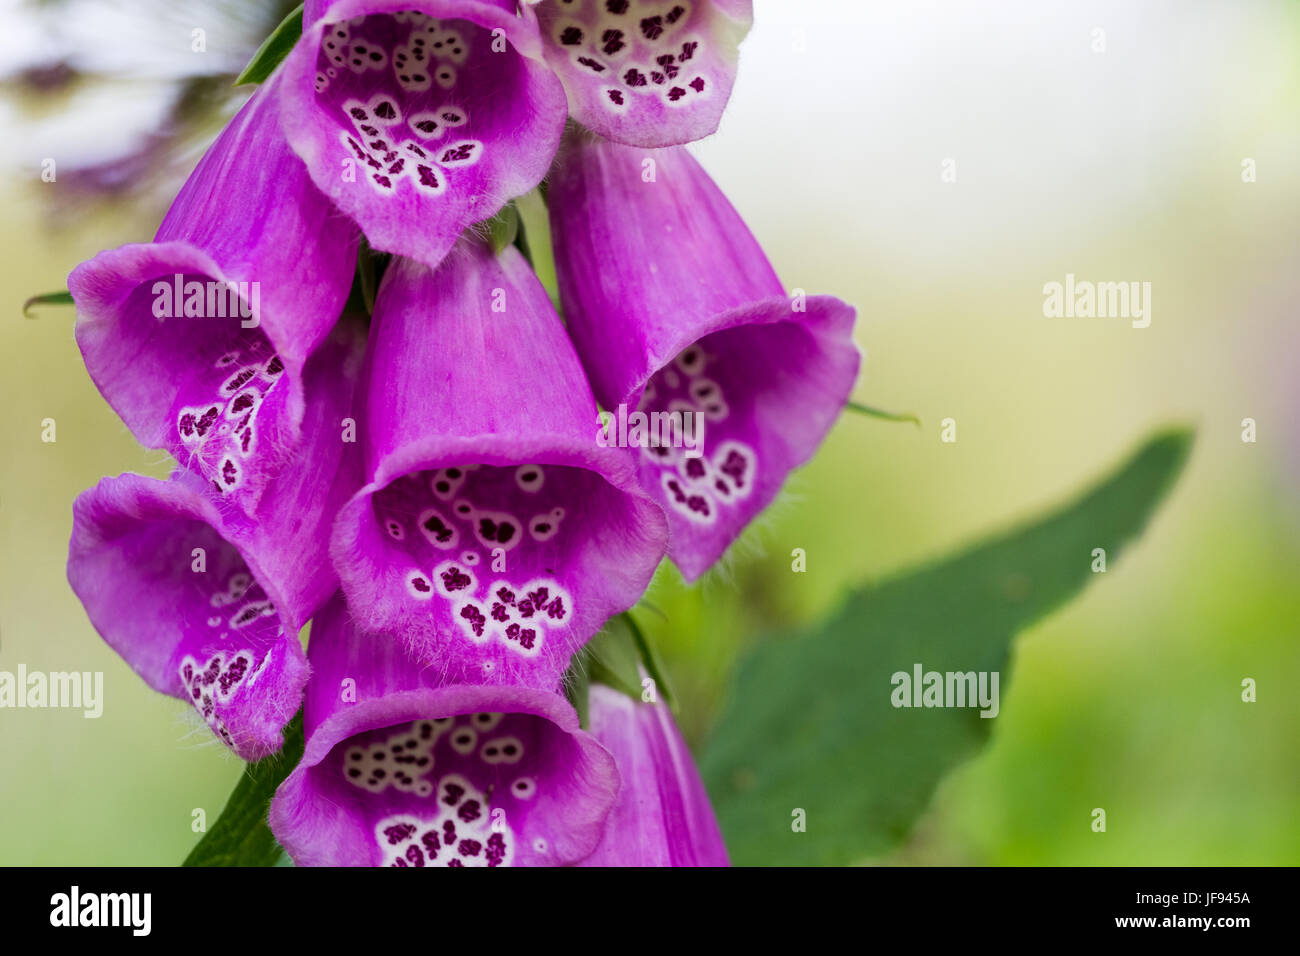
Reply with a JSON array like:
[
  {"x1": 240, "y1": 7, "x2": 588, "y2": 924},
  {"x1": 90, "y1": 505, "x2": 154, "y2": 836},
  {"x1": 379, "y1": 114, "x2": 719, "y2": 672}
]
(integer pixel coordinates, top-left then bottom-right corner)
[
  {"x1": 183, "y1": 711, "x2": 304, "y2": 866},
  {"x1": 22, "y1": 290, "x2": 73, "y2": 317},
  {"x1": 700, "y1": 427, "x2": 1194, "y2": 865},
  {"x1": 234, "y1": 3, "x2": 303, "y2": 87}
]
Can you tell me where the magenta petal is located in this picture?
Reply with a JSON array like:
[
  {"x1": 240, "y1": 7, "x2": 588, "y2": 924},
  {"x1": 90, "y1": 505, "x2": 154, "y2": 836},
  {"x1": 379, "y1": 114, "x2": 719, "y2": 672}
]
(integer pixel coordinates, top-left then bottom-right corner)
[
  {"x1": 549, "y1": 133, "x2": 861, "y2": 579},
  {"x1": 332, "y1": 242, "x2": 668, "y2": 690},
  {"x1": 69, "y1": 73, "x2": 359, "y2": 514},
  {"x1": 280, "y1": 0, "x2": 567, "y2": 268},
  {"x1": 535, "y1": 0, "x2": 752, "y2": 147},
  {"x1": 66, "y1": 322, "x2": 366, "y2": 760},
  {"x1": 579, "y1": 684, "x2": 728, "y2": 866},
  {"x1": 270, "y1": 595, "x2": 619, "y2": 866}
]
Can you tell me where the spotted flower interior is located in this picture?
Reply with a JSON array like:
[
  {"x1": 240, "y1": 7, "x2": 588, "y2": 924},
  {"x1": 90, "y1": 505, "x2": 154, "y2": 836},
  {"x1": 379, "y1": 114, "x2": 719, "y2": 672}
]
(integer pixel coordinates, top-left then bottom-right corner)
[
  {"x1": 316, "y1": 12, "x2": 492, "y2": 196},
  {"x1": 287, "y1": 6, "x2": 564, "y2": 265},
  {"x1": 370, "y1": 462, "x2": 623, "y2": 666},
  {"x1": 318, "y1": 712, "x2": 583, "y2": 866},
  {"x1": 537, "y1": 0, "x2": 751, "y2": 146},
  {"x1": 96, "y1": 275, "x2": 290, "y2": 510},
  {"x1": 636, "y1": 339, "x2": 756, "y2": 528}
]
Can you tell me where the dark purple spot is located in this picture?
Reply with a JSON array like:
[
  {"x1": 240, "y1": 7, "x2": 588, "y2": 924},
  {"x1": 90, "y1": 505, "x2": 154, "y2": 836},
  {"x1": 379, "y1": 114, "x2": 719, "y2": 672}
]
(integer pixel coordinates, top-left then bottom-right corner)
[
  {"x1": 223, "y1": 368, "x2": 257, "y2": 394},
  {"x1": 417, "y1": 165, "x2": 440, "y2": 189},
  {"x1": 640, "y1": 16, "x2": 664, "y2": 40},
  {"x1": 423, "y1": 514, "x2": 454, "y2": 543},
  {"x1": 459, "y1": 604, "x2": 486, "y2": 637},
  {"x1": 560, "y1": 26, "x2": 583, "y2": 45},
  {"x1": 721, "y1": 449, "x2": 749, "y2": 488},
  {"x1": 486, "y1": 832, "x2": 506, "y2": 867},
  {"x1": 440, "y1": 143, "x2": 475, "y2": 163},
  {"x1": 384, "y1": 822, "x2": 417, "y2": 845},
  {"x1": 601, "y1": 29, "x2": 625, "y2": 55}
]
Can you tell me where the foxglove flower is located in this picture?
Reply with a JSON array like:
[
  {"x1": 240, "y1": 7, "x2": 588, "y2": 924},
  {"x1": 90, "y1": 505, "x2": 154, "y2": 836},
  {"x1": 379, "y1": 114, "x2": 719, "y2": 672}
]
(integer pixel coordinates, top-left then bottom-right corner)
[
  {"x1": 270, "y1": 594, "x2": 619, "y2": 866},
  {"x1": 69, "y1": 72, "x2": 359, "y2": 515},
  {"x1": 548, "y1": 132, "x2": 860, "y2": 579},
  {"x1": 534, "y1": 0, "x2": 753, "y2": 147},
  {"x1": 280, "y1": 0, "x2": 567, "y2": 267},
  {"x1": 67, "y1": 321, "x2": 366, "y2": 760},
  {"x1": 331, "y1": 239, "x2": 668, "y2": 690},
  {"x1": 579, "y1": 684, "x2": 728, "y2": 866}
]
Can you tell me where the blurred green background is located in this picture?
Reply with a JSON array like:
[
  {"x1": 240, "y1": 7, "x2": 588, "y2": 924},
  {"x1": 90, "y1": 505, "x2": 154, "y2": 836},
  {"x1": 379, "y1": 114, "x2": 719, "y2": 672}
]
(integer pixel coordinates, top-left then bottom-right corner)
[{"x1": 1, "y1": 0, "x2": 1297, "y2": 865}]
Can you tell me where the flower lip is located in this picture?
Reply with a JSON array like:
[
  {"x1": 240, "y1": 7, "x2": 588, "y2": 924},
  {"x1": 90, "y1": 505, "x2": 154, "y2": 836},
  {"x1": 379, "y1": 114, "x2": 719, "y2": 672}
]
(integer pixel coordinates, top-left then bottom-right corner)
[
  {"x1": 71, "y1": 242, "x2": 299, "y2": 455},
  {"x1": 271, "y1": 596, "x2": 621, "y2": 867},
  {"x1": 534, "y1": 0, "x2": 754, "y2": 147},
  {"x1": 281, "y1": 0, "x2": 566, "y2": 267},
  {"x1": 67, "y1": 472, "x2": 309, "y2": 759},
  {"x1": 275, "y1": 686, "x2": 618, "y2": 867},
  {"x1": 333, "y1": 431, "x2": 668, "y2": 689}
]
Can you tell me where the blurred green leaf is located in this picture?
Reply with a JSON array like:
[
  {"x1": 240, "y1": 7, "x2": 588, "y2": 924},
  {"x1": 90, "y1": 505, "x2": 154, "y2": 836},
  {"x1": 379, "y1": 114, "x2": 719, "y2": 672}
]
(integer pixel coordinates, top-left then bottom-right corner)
[
  {"x1": 182, "y1": 712, "x2": 303, "y2": 866},
  {"x1": 22, "y1": 290, "x2": 73, "y2": 317},
  {"x1": 484, "y1": 203, "x2": 520, "y2": 255},
  {"x1": 845, "y1": 400, "x2": 921, "y2": 427},
  {"x1": 583, "y1": 617, "x2": 645, "y2": 702},
  {"x1": 234, "y1": 3, "x2": 303, "y2": 87},
  {"x1": 701, "y1": 427, "x2": 1194, "y2": 865}
]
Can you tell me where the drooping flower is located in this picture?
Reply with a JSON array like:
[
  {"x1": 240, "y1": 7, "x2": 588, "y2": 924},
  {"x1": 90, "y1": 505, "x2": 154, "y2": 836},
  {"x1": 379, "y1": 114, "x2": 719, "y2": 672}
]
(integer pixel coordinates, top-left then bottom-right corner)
[
  {"x1": 331, "y1": 239, "x2": 668, "y2": 691},
  {"x1": 280, "y1": 0, "x2": 567, "y2": 267},
  {"x1": 66, "y1": 321, "x2": 366, "y2": 760},
  {"x1": 69, "y1": 71, "x2": 359, "y2": 515},
  {"x1": 270, "y1": 594, "x2": 619, "y2": 866},
  {"x1": 533, "y1": 0, "x2": 753, "y2": 147},
  {"x1": 579, "y1": 683, "x2": 728, "y2": 866},
  {"x1": 547, "y1": 131, "x2": 861, "y2": 579}
]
